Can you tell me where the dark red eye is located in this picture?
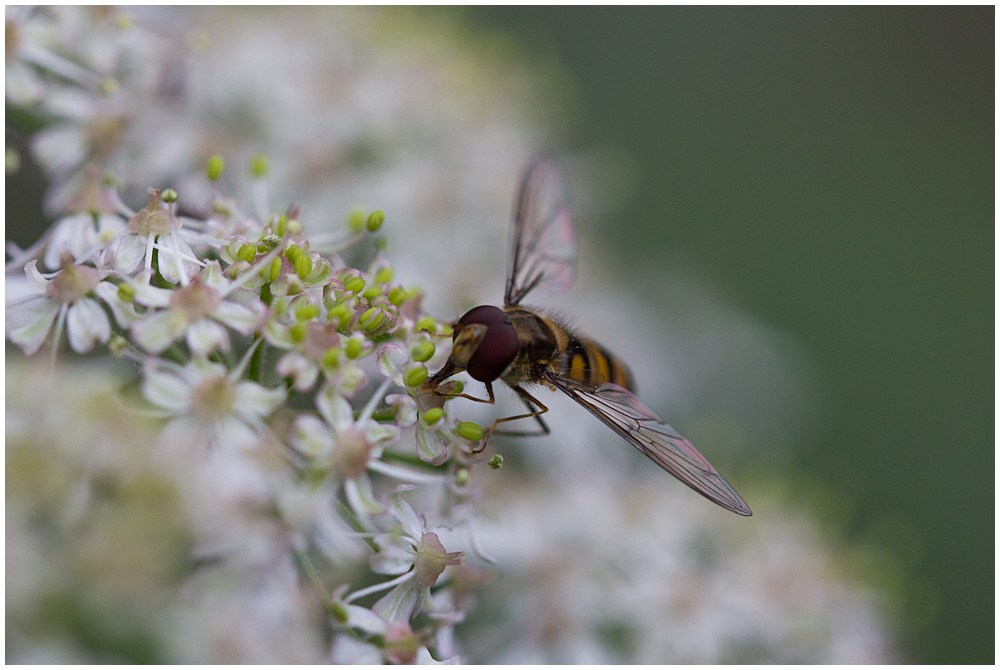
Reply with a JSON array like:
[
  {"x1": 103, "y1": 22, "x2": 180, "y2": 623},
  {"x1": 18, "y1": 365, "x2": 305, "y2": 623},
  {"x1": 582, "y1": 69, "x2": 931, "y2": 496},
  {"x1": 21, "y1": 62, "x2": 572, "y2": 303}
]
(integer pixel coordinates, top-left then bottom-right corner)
[{"x1": 457, "y1": 306, "x2": 519, "y2": 382}]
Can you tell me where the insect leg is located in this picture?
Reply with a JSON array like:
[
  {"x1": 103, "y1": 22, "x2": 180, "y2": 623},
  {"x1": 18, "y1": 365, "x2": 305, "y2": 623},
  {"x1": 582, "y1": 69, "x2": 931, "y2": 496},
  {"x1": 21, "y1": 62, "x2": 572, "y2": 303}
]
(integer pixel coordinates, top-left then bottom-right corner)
[
  {"x1": 492, "y1": 386, "x2": 551, "y2": 437},
  {"x1": 446, "y1": 381, "x2": 496, "y2": 405},
  {"x1": 474, "y1": 386, "x2": 550, "y2": 453}
]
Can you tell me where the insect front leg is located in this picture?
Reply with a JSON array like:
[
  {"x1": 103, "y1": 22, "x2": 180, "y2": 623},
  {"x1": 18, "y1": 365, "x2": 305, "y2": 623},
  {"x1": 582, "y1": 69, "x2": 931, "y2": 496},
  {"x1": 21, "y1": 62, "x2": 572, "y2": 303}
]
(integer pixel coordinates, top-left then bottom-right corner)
[{"x1": 437, "y1": 380, "x2": 496, "y2": 405}]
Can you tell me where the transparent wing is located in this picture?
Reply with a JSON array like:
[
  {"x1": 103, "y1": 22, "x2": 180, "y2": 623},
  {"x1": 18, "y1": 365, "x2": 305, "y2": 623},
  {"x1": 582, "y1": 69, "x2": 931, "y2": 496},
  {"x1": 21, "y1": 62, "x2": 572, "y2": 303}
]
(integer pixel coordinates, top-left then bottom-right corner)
[
  {"x1": 544, "y1": 371, "x2": 752, "y2": 516},
  {"x1": 504, "y1": 158, "x2": 577, "y2": 307}
]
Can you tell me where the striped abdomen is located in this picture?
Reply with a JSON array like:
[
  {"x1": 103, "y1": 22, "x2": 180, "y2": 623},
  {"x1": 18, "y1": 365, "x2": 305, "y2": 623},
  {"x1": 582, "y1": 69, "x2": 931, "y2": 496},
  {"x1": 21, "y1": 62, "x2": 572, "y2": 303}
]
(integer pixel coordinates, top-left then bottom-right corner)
[{"x1": 562, "y1": 335, "x2": 636, "y2": 391}]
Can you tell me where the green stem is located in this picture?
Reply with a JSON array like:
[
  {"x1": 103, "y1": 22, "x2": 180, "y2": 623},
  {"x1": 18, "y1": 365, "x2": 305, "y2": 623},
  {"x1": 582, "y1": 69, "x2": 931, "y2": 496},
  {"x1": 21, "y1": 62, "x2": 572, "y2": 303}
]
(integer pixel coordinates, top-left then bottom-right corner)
[
  {"x1": 292, "y1": 547, "x2": 337, "y2": 617},
  {"x1": 337, "y1": 500, "x2": 379, "y2": 552},
  {"x1": 248, "y1": 335, "x2": 265, "y2": 383}
]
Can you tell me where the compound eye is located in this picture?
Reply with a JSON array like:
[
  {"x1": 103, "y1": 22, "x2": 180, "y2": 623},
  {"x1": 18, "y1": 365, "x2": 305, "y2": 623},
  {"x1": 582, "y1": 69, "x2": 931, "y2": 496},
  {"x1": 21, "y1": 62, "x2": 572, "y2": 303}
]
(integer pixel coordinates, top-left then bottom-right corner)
[
  {"x1": 466, "y1": 319, "x2": 518, "y2": 382},
  {"x1": 457, "y1": 305, "x2": 509, "y2": 328}
]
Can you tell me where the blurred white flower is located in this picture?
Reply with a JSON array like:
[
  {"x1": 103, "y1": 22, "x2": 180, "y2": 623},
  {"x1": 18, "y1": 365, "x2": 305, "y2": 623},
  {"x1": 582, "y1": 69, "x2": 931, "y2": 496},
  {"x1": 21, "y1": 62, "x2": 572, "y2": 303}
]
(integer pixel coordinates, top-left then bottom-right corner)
[
  {"x1": 142, "y1": 355, "x2": 285, "y2": 452},
  {"x1": 6, "y1": 259, "x2": 111, "y2": 355}
]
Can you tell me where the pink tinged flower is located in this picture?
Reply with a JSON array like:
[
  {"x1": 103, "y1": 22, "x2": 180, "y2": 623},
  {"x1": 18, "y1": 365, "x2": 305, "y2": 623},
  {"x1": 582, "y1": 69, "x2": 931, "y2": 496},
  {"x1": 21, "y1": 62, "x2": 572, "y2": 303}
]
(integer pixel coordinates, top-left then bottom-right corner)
[
  {"x1": 363, "y1": 488, "x2": 464, "y2": 621},
  {"x1": 5, "y1": 260, "x2": 110, "y2": 355},
  {"x1": 101, "y1": 188, "x2": 201, "y2": 281},
  {"x1": 414, "y1": 532, "x2": 464, "y2": 588},
  {"x1": 130, "y1": 272, "x2": 266, "y2": 355}
]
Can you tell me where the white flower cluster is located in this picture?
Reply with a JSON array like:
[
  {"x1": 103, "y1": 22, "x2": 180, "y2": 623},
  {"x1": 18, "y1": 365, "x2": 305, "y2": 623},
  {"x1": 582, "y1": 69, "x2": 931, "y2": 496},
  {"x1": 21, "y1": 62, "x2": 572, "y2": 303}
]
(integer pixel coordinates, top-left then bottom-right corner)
[
  {"x1": 6, "y1": 6, "x2": 900, "y2": 664},
  {"x1": 6, "y1": 141, "x2": 488, "y2": 665}
]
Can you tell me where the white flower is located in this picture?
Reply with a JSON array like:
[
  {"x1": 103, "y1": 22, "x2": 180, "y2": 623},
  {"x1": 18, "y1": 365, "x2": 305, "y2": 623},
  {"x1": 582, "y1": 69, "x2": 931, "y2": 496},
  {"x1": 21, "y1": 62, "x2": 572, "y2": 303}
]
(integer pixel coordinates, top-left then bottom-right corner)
[
  {"x1": 289, "y1": 379, "x2": 418, "y2": 516},
  {"x1": 101, "y1": 188, "x2": 203, "y2": 283},
  {"x1": 43, "y1": 212, "x2": 129, "y2": 270},
  {"x1": 341, "y1": 487, "x2": 463, "y2": 623},
  {"x1": 129, "y1": 264, "x2": 266, "y2": 355},
  {"x1": 5, "y1": 260, "x2": 110, "y2": 355},
  {"x1": 142, "y1": 356, "x2": 285, "y2": 452}
]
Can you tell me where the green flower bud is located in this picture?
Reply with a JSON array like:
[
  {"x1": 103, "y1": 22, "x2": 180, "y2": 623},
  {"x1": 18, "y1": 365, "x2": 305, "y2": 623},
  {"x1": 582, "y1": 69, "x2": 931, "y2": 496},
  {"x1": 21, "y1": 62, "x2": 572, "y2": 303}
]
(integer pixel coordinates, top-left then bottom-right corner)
[
  {"x1": 415, "y1": 316, "x2": 437, "y2": 332},
  {"x1": 361, "y1": 285, "x2": 381, "y2": 301},
  {"x1": 488, "y1": 454, "x2": 503, "y2": 470},
  {"x1": 322, "y1": 347, "x2": 341, "y2": 368},
  {"x1": 374, "y1": 266, "x2": 394, "y2": 284},
  {"x1": 343, "y1": 276, "x2": 365, "y2": 295},
  {"x1": 366, "y1": 209, "x2": 385, "y2": 232},
  {"x1": 454, "y1": 467, "x2": 470, "y2": 487},
  {"x1": 285, "y1": 243, "x2": 301, "y2": 262},
  {"x1": 423, "y1": 408, "x2": 444, "y2": 425},
  {"x1": 387, "y1": 286, "x2": 407, "y2": 306},
  {"x1": 295, "y1": 302, "x2": 320, "y2": 321},
  {"x1": 287, "y1": 218, "x2": 303, "y2": 235},
  {"x1": 207, "y1": 154, "x2": 224, "y2": 181},
  {"x1": 450, "y1": 380, "x2": 464, "y2": 394},
  {"x1": 457, "y1": 421, "x2": 484, "y2": 442},
  {"x1": 405, "y1": 365, "x2": 428, "y2": 388},
  {"x1": 294, "y1": 254, "x2": 312, "y2": 279},
  {"x1": 237, "y1": 243, "x2": 257, "y2": 263},
  {"x1": 249, "y1": 153, "x2": 270, "y2": 178},
  {"x1": 290, "y1": 322, "x2": 308, "y2": 343},
  {"x1": 410, "y1": 341, "x2": 435, "y2": 362},
  {"x1": 359, "y1": 306, "x2": 386, "y2": 332},
  {"x1": 328, "y1": 303, "x2": 354, "y2": 327},
  {"x1": 108, "y1": 334, "x2": 129, "y2": 357},
  {"x1": 276, "y1": 213, "x2": 287, "y2": 237},
  {"x1": 345, "y1": 336, "x2": 364, "y2": 360},
  {"x1": 260, "y1": 256, "x2": 282, "y2": 282},
  {"x1": 117, "y1": 283, "x2": 136, "y2": 303},
  {"x1": 161, "y1": 188, "x2": 178, "y2": 204},
  {"x1": 347, "y1": 207, "x2": 366, "y2": 234}
]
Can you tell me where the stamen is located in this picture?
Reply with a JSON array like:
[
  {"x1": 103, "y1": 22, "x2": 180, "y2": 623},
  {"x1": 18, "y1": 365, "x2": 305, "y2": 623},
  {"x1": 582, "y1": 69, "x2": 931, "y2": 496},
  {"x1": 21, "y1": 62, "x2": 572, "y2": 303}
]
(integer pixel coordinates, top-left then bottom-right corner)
[{"x1": 343, "y1": 569, "x2": 415, "y2": 604}]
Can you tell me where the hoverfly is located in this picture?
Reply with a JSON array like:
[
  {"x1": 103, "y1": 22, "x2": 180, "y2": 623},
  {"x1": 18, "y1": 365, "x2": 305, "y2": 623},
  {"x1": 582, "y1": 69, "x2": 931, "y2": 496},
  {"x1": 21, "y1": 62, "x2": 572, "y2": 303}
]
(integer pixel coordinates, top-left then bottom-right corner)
[{"x1": 426, "y1": 158, "x2": 751, "y2": 516}]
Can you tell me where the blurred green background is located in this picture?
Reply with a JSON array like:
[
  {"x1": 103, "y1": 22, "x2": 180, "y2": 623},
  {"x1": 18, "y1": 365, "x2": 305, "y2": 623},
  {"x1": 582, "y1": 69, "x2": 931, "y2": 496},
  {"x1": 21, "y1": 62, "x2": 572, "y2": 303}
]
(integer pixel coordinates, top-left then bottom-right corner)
[{"x1": 467, "y1": 6, "x2": 992, "y2": 664}]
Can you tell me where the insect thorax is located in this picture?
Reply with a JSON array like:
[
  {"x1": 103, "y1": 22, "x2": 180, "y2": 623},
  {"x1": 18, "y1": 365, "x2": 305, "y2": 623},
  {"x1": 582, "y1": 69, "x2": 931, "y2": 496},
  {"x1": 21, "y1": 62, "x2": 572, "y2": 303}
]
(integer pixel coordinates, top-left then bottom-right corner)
[{"x1": 500, "y1": 307, "x2": 565, "y2": 384}]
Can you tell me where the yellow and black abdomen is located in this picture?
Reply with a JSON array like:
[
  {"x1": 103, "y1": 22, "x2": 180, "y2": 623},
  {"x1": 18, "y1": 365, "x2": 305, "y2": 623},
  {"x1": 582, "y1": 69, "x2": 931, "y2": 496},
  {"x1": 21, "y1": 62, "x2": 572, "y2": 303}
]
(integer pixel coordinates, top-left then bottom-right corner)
[{"x1": 563, "y1": 335, "x2": 636, "y2": 391}]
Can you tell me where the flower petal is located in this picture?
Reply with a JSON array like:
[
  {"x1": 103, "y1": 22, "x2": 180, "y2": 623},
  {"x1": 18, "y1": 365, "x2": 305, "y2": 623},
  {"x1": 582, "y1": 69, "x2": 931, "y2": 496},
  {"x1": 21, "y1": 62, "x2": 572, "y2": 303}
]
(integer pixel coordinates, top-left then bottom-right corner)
[
  {"x1": 132, "y1": 310, "x2": 186, "y2": 352},
  {"x1": 276, "y1": 351, "x2": 319, "y2": 392},
  {"x1": 104, "y1": 234, "x2": 146, "y2": 275},
  {"x1": 157, "y1": 234, "x2": 201, "y2": 284},
  {"x1": 214, "y1": 299, "x2": 265, "y2": 335},
  {"x1": 186, "y1": 318, "x2": 230, "y2": 356},
  {"x1": 373, "y1": 577, "x2": 423, "y2": 622},
  {"x1": 43, "y1": 213, "x2": 92, "y2": 270},
  {"x1": 66, "y1": 297, "x2": 111, "y2": 353},
  {"x1": 290, "y1": 414, "x2": 335, "y2": 463},
  {"x1": 344, "y1": 475, "x2": 384, "y2": 518},
  {"x1": 370, "y1": 542, "x2": 417, "y2": 576},
  {"x1": 416, "y1": 425, "x2": 449, "y2": 466},
  {"x1": 317, "y1": 382, "x2": 354, "y2": 432},
  {"x1": 387, "y1": 487, "x2": 425, "y2": 541},
  {"x1": 233, "y1": 380, "x2": 286, "y2": 420},
  {"x1": 142, "y1": 366, "x2": 191, "y2": 414},
  {"x1": 94, "y1": 281, "x2": 141, "y2": 327},
  {"x1": 5, "y1": 296, "x2": 59, "y2": 355}
]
